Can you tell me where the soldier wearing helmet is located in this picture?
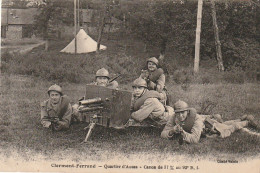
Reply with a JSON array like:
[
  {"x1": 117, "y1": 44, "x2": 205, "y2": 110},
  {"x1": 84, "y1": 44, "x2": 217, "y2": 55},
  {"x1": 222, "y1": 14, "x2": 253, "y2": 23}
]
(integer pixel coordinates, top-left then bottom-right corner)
[
  {"x1": 71, "y1": 68, "x2": 119, "y2": 122},
  {"x1": 93, "y1": 68, "x2": 118, "y2": 89},
  {"x1": 40, "y1": 84, "x2": 72, "y2": 131},
  {"x1": 129, "y1": 78, "x2": 174, "y2": 126},
  {"x1": 161, "y1": 100, "x2": 260, "y2": 144},
  {"x1": 140, "y1": 57, "x2": 167, "y2": 104}
]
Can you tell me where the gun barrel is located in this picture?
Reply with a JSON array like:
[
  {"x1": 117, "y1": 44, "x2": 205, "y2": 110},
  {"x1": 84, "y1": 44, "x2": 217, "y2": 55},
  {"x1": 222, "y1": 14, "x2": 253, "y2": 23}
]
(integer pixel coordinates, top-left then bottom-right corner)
[
  {"x1": 79, "y1": 106, "x2": 104, "y2": 112},
  {"x1": 109, "y1": 74, "x2": 121, "y2": 83},
  {"x1": 79, "y1": 97, "x2": 102, "y2": 105}
]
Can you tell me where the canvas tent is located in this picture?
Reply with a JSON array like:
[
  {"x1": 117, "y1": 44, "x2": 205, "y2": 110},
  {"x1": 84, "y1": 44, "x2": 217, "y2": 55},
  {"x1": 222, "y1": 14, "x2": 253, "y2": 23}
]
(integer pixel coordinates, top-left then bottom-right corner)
[{"x1": 60, "y1": 29, "x2": 107, "y2": 53}]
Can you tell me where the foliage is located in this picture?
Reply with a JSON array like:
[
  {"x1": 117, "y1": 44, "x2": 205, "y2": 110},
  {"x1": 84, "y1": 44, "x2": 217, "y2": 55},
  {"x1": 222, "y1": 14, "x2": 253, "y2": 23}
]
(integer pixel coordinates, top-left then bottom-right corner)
[
  {"x1": 33, "y1": 0, "x2": 74, "y2": 39},
  {"x1": 127, "y1": 1, "x2": 195, "y2": 54},
  {"x1": 123, "y1": 0, "x2": 260, "y2": 71}
]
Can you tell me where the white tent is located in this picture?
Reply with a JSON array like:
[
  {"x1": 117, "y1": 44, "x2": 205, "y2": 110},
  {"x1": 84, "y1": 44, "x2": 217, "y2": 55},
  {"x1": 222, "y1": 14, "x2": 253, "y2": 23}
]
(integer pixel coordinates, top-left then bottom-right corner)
[{"x1": 60, "y1": 29, "x2": 107, "y2": 54}]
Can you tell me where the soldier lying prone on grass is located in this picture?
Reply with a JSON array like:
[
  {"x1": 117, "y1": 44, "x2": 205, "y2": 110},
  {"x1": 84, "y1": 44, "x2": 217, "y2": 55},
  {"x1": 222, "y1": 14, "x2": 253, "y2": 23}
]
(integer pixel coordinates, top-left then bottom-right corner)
[
  {"x1": 41, "y1": 84, "x2": 72, "y2": 131},
  {"x1": 161, "y1": 100, "x2": 260, "y2": 144}
]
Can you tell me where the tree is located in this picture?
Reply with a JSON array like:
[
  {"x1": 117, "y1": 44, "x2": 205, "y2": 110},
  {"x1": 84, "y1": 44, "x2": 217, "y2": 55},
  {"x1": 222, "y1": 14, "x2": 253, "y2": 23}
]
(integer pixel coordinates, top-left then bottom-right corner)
[
  {"x1": 128, "y1": 1, "x2": 177, "y2": 60},
  {"x1": 210, "y1": 0, "x2": 224, "y2": 71},
  {"x1": 96, "y1": 0, "x2": 115, "y2": 52},
  {"x1": 194, "y1": 0, "x2": 203, "y2": 73},
  {"x1": 33, "y1": 0, "x2": 73, "y2": 50}
]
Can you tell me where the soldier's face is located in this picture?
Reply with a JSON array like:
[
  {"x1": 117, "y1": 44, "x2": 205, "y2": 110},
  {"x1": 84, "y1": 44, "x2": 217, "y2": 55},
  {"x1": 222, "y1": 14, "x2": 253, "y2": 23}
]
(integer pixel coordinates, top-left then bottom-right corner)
[
  {"x1": 147, "y1": 62, "x2": 157, "y2": 72},
  {"x1": 49, "y1": 91, "x2": 61, "y2": 104},
  {"x1": 176, "y1": 111, "x2": 188, "y2": 122},
  {"x1": 96, "y1": 76, "x2": 109, "y2": 86},
  {"x1": 133, "y1": 86, "x2": 146, "y2": 97}
]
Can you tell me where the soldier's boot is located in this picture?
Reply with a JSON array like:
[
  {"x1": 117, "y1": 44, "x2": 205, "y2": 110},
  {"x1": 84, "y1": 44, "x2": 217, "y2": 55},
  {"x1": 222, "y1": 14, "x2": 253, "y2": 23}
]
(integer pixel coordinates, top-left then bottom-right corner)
[
  {"x1": 244, "y1": 115, "x2": 260, "y2": 130},
  {"x1": 240, "y1": 114, "x2": 249, "y2": 121},
  {"x1": 212, "y1": 114, "x2": 223, "y2": 123},
  {"x1": 124, "y1": 118, "x2": 142, "y2": 127}
]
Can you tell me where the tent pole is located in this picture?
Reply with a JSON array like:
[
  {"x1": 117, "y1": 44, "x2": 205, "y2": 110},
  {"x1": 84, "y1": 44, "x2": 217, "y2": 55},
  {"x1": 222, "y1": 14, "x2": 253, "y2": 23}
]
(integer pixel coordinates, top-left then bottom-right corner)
[{"x1": 74, "y1": 0, "x2": 77, "y2": 54}]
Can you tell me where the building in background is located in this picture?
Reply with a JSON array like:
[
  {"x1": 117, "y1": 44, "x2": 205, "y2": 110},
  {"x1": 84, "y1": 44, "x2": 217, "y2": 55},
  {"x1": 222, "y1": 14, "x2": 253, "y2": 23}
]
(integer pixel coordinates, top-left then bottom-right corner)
[{"x1": 1, "y1": 8, "x2": 39, "y2": 40}]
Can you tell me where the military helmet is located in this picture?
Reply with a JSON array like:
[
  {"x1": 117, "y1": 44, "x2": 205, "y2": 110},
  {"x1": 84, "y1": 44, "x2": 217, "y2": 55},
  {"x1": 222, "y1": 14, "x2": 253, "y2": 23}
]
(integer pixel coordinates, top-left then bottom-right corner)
[
  {"x1": 174, "y1": 100, "x2": 189, "y2": 113},
  {"x1": 96, "y1": 68, "x2": 110, "y2": 79},
  {"x1": 48, "y1": 84, "x2": 63, "y2": 96},
  {"x1": 147, "y1": 57, "x2": 159, "y2": 66},
  {"x1": 132, "y1": 78, "x2": 147, "y2": 88}
]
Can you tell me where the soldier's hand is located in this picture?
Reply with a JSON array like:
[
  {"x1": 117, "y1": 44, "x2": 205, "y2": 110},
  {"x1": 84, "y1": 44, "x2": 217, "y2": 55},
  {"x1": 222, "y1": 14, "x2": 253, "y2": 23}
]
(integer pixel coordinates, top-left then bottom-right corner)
[
  {"x1": 51, "y1": 117, "x2": 59, "y2": 123},
  {"x1": 53, "y1": 123, "x2": 62, "y2": 131},
  {"x1": 169, "y1": 125, "x2": 179, "y2": 136},
  {"x1": 43, "y1": 121, "x2": 52, "y2": 128},
  {"x1": 175, "y1": 125, "x2": 183, "y2": 133},
  {"x1": 141, "y1": 70, "x2": 149, "y2": 79},
  {"x1": 148, "y1": 81, "x2": 156, "y2": 89},
  {"x1": 168, "y1": 129, "x2": 175, "y2": 136}
]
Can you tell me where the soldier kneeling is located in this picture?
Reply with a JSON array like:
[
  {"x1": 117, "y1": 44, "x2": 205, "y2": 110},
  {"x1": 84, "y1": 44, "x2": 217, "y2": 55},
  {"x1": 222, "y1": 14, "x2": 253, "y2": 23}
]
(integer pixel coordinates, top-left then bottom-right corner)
[
  {"x1": 129, "y1": 78, "x2": 174, "y2": 126},
  {"x1": 41, "y1": 84, "x2": 72, "y2": 131}
]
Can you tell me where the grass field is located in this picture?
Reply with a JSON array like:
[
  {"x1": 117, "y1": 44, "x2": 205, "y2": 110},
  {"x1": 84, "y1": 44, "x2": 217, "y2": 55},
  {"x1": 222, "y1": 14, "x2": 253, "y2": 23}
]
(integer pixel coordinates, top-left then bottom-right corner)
[
  {"x1": 1, "y1": 33, "x2": 260, "y2": 169},
  {"x1": 1, "y1": 74, "x2": 260, "y2": 164}
]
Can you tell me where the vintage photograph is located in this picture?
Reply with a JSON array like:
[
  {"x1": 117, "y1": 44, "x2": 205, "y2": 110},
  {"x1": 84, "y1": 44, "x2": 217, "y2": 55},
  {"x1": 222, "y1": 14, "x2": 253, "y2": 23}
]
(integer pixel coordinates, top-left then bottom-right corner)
[{"x1": 1, "y1": 0, "x2": 260, "y2": 172}]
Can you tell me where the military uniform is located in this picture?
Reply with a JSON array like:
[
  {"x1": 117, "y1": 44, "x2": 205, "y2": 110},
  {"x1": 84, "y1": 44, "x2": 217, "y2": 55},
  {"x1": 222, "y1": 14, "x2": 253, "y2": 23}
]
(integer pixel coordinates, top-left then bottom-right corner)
[
  {"x1": 41, "y1": 95, "x2": 72, "y2": 130},
  {"x1": 141, "y1": 68, "x2": 166, "y2": 93},
  {"x1": 131, "y1": 90, "x2": 174, "y2": 125},
  {"x1": 161, "y1": 108, "x2": 252, "y2": 144},
  {"x1": 140, "y1": 57, "x2": 167, "y2": 104}
]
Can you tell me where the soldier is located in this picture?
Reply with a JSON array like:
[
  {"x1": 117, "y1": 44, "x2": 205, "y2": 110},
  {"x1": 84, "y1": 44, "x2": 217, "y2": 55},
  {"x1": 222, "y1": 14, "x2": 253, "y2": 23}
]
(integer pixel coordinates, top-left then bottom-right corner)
[
  {"x1": 161, "y1": 100, "x2": 260, "y2": 144},
  {"x1": 72, "y1": 68, "x2": 119, "y2": 122},
  {"x1": 140, "y1": 57, "x2": 167, "y2": 104},
  {"x1": 41, "y1": 84, "x2": 72, "y2": 131},
  {"x1": 129, "y1": 78, "x2": 174, "y2": 126},
  {"x1": 92, "y1": 68, "x2": 119, "y2": 89}
]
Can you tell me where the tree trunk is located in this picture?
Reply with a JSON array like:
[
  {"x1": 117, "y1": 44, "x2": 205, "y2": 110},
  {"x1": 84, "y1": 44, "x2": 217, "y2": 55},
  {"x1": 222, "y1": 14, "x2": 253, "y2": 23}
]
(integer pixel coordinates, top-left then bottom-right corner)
[
  {"x1": 194, "y1": 0, "x2": 203, "y2": 73},
  {"x1": 96, "y1": 12, "x2": 106, "y2": 53},
  {"x1": 74, "y1": 0, "x2": 77, "y2": 54},
  {"x1": 45, "y1": 39, "x2": 49, "y2": 51},
  {"x1": 43, "y1": 26, "x2": 49, "y2": 51},
  {"x1": 159, "y1": 39, "x2": 167, "y2": 61},
  {"x1": 97, "y1": 2, "x2": 108, "y2": 53},
  {"x1": 225, "y1": 0, "x2": 229, "y2": 9},
  {"x1": 107, "y1": 4, "x2": 112, "y2": 40},
  {"x1": 143, "y1": 43, "x2": 147, "y2": 53},
  {"x1": 211, "y1": 0, "x2": 224, "y2": 71}
]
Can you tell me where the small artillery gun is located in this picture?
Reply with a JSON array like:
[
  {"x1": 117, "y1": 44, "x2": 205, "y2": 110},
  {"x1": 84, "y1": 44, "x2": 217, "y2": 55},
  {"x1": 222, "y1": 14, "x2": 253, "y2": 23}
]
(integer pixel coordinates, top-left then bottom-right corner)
[{"x1": 78, "y1": 85, "x2": 132, "y2": 142}]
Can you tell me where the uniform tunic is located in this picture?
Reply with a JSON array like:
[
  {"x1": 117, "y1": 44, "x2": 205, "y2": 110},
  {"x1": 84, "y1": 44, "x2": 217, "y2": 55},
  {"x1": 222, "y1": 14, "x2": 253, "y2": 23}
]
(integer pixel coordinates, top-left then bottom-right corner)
[
  {"x1": 140, "y1": 69, "x2": 166, "y2": 92},
  {"x1": 131, "y1": 91, "x2": 174, "y2": 125},
  {"x1": 41, "y1": 95, "x2": 72, "y2": 130}
]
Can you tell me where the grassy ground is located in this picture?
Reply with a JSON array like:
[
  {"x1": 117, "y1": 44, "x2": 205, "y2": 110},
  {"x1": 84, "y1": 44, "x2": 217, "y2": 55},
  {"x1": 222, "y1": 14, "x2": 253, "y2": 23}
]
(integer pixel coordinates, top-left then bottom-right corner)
[
  {"x1": 1, "y1": 74, "x2": 260, "y2": 164},
  {"x1": 1, "y1": 33, "x2": 260, "y2": 168}
]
